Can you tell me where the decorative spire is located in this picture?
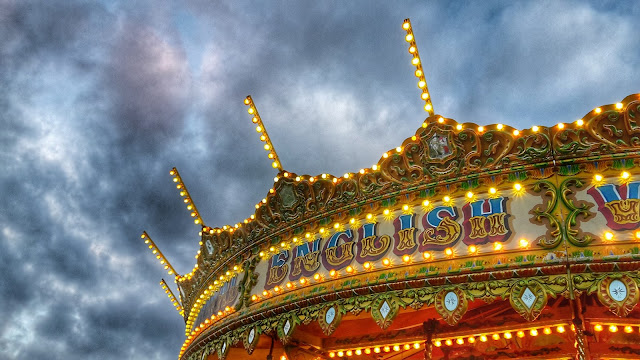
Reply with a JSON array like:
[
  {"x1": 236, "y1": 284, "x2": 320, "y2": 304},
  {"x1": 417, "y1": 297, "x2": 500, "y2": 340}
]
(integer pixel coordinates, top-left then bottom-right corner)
[
  {"x1": 244, "y1": 95, "x2": 283, "y2": 171},
  {"x1": 170, "y1": 167, "x2": 204, "y2": 226},
  {"x1": 402, "y1": 18, "x2": 434, "y2": 116},
  {"x1": 160, "y1": 279, "x2": 184, "y2": 316},
  {"x1": 141, "y1": 231, "x2": 178, "y2": 277}
]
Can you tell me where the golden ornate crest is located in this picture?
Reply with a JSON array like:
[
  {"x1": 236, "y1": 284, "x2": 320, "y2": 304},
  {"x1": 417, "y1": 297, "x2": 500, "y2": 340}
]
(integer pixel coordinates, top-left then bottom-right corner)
[
  {"x1": 242, "y1": 326, "x2": 260, "y2": 355},
  {"x1": 597, "y1": 275, "x2": 639, "y2": 317},
  {"x1": 434, "y1": 287, "x2": 468, "y2": 325},
  {"x1": 318, "y1": 304, "x2": 343, "y2": 336},
  {"x1": 509, "y1": 279, "x2": 548, "y2": 321}
]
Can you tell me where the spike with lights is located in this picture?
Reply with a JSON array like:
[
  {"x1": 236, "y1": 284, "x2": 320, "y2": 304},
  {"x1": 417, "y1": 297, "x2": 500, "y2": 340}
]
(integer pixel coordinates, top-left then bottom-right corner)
[
  {"x1": 244, "y1": 95, "x2": 283, "y2": 170},
  {"x1": 141, "y1": 231, "x2": 178, "y2": 277},
  {"x1": 161, "y1": 279, "x2": 184, "y2": 316},
  {"x1": 402, "y1": 18, "x2": 434, "y2": 116},
  {"x1": 170, "y1": 167, "x2": 204, "y2": 226}
]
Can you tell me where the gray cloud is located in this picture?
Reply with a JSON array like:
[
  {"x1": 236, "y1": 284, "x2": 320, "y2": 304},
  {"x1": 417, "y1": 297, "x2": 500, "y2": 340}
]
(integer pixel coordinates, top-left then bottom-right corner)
[{"x1": 0, "y1": 1, "x2": 638, "y2": 359}]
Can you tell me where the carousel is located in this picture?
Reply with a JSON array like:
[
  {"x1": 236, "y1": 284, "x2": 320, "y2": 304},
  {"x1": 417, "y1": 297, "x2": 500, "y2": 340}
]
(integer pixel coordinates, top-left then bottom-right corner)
[{"x1": 142, "y1": 19, "x2": 640, "y2": 360}]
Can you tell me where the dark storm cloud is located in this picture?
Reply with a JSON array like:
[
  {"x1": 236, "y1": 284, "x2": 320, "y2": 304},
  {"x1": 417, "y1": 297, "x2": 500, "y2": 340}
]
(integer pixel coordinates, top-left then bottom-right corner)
[{"x1": 0, "y1": 1, "x2": 639, "y2": 360}]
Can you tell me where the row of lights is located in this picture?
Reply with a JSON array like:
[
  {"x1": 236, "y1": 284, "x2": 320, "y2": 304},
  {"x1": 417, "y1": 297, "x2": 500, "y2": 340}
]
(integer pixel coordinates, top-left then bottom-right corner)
[
  {"x1": 180, "y1": 305, "x2": 237, "y2": 355},
  {"x1": 141, "y1": 232, "x2": 177, "y2": 276},
  {"x1": 184, "y1": 264, "x2": 243, "y2": 335},
  {"x1": 593, "y1": 323, "x2": 639, "y2": 333},
  {"x1": 161, "y1": 279, "x2": 184, "y2": 316},
  {"x1": 170, "y1": 167, "x2": 203, "y2": 226},
  {"x1": 433, "y1": 325, "x2": 568, "y2": 349},
  {"x1": 330, "y1": 342, "x2": 422, "y2": 358},
  {"x1": 244, "y1": 95, "x2": 282, "y2": 170},
  {"x1": 402, "y1": 19, "x2": 433, "y2": 116}
]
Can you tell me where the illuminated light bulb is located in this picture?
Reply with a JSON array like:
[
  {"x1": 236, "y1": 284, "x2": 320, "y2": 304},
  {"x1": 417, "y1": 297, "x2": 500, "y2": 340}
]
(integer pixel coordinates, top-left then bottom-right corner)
[
  {"x1": 372, "y1": 164, "x2": 378, "y2": 170},
  {"x1": 273, "y1": 286, "x2": 281, "y2": 292},
  {"x1": 384, "y1": 346, "x2": 391, "y2": 352},
  {"x1": 445, "y1": 339, "x2": 452, "y2": 346},
  {"x1": 423, "y1": 200, "x2": 430, "y2": 207},
  {"x1": 363, "y1": 262, "x2": 372, "y2": 270},
  {"x1": 383, "y1": 209, "x2": 390, "y2": 215},
  {"x1": 616, "y1": 102, "x2": 623, "y2": 109},
  {"x1": 492, "y1": 333, "x2": 500, "y2": 340},
  {"x1": 393, "y1": 345, "x2": 400, "y2": 351},
  {"x1": 557, "y1": 325, "x2": 566, "y2": 333},
  {"x1": 456, "y1": 338, "x2": 464, "y2": 345},
  {"x1": 321, "y1": 173, "x2": 327, "y2": 179},
  {"x1": 285, "y1": 282, "x2": 293, "y2": 289},
  {"x1": 497, "y1": 124, "x2": 504, "y2": 130},
  {"x1": 402, "y1": 254, "x2": 411, "y2": 263},
  {"x1": 468, "y1": 336, "x2": 475, "y2": 343},
  {"x1": 343, "y1": 173, "x2": 349, "y2": 179},
  {"x1": 382, "y1": 258, "x2": 391, "y2": 266},
  {"x1": 374, "y1": 347, "x2": 381, "y2": 353},
  {"x1": 334, "y1": 223, "x2": 340, "y2": 229},
  {"x1": 256, "y1": 125, "x2": 262, "y2": 132},
  {"x1": 251, "y1": 295, "x2": 258, "y2": 301},
  {"x1": 625, "y1": 326, "x2": 633, "y2": 333},
  {"x1": 299, "y1": 278, "x2": 306, "y2": 285},
  {"x1": 260, "y1": 135, "x2": 266, "y2": 141},
  {"x1": 313, "y1": 273, "x2": 321, "y2": 281},
  {"x1": 434, "y1": 340, "x2": 442, "y2": 347},
  {"x1": 530, "y1": 329, "x2": 538, "y2": 336},
  {"x1": 635, "y1": 231, "x2": 640, "y2": 240},
  {"x1": 489, "y1": 187, "x2": 497, "y2": 195},
  {"x1": 421, "y1": 92, "x2": 429, "y2": 100},
  {"x1": 466, "y1": 191, "x2": 474, "y2": 199},
  {"x1": 424, "y1": 104, "x2": 432, "y2": 111},
  {"x1": 519, "y1": 238, "x2": 529, "y2": 248},
  {"x1": 295, "y1": 176, "x2": 300, "y2": 181},
  {"x1": 415, "y1": 69, "x2": 422, "y2": 77},
  {"x1": 594, "y1": 324, "x2": 603, "y2": 332},
  {"x1": 403, "y1": 22, "x2": 410, "y2": 30},
  {"x1": 355, "y1": 349, "x2": 362, "y2": 355},
  {"x1": 366, "y1": 213, "x2": 373, "y2": 220},
  {"x1": 577, "y1": 119, "x2": 584, "y2": 126},
  {"x1": 412, "y1": 57, "x2": 420, "y2": 65},
  {"x1": 403, "y1": 204, "x2": 410, "y2": 211},
  {"x1": 493, "y1": 242, "x2": 503, "y2": 251},
  {"x1": 444, "y1": 247, "x2": 453, "y2": 256},
  {"x1": 319, "y1": 228, "x2": 325, "y2": 234},
  {"x1": 532, "y1": 126, "x2": 540, "y2": 132},
  {"x1": 413, "y1": 343, "x2": 420, "y2": 349},
  {"x1": 409, "y1": 46, "x2": 417, "y2": 54},
  {"x1": 264, "y1": 144, "x2": 270, "y2": 150},
  {"x1": 514, "y1": 183, "x2": 523, "y2": 191},
  {"x1": 557, "y1": 123, "x2": 565, "y2": 129},
  {"x1": 248, "y1": 107, "x2": 255, "y2": 114},
  {"x1": 422, "y1": 122, "x2": 427, "y2": 128},
  {"x1": 438, "y1": 117, "x2": 444, "y2": 123},
  {"x1": 332, "y1": 177, "x2": 338, "y2": 183},
  {"x1": 418, "y1": 80, "x2": 426, "y2": 88},
  {"x1": 468, "y1": 245, "x2": 477, "y2": 254},
  {"x1": 513, "y1": 129, "x2": 520, "y2": 136},
  {"x1": 337, "y1": 351, "x2": 344, "y2": 357},
  {"x1": 443, "y1": 195, "x2": 451, "y2": 202},
  {"x1": 329, "y1": 269, "x2": 337, "y2": 277},
  {"x1": 595, "y1": 107, "x2": 602, "y2": 113},
  {"x1": 604, "y1": 231, "x2": 614, "y2": 241},
  {"x1": 456, "y1": 124, "x2": 463, "y2": 130},
  {"x1": 478, "y1": 126, "x2": 484, "y2": 132},
  {"x1": 405, "y1": 34, "x2": 413, "y2": 42},
  {"x1": 504, "y1": 332, "x2": 512, "y2": 339},
  {"x1": 272, "y1": 161, "x2": 279, "y2": 168},
  {"x1": 594, "y1": 174, "x2": 603, "y2": 182},
  {"x1": 396, "y1": 146, "x2": 402, "y2": 153},
  {"x1": 346, "y1": 350, "x2": 352, "y2": 356},
  {"x1": 622, "y1": 171, "x2": 631, "y2": 179},
  {"x1": 516, "y1": 330, "x2": 525, "y2": 338},
  {"x1": 479, "y1": 335, "x2": 487, "y2": 342},
  {"x1": 543, "y1": 327, "x2": 552, "y2": 335},
  {"x1": 382, "y1": 152, "x2": 389, "y2": 158},
  {"x1": 346, "y1": 266, "x2": 354, "y2": 273},
  {"x1": 609, "y1": 325, "x2": 618, "y2": 332},
  {"x1": 252, "y1": 116, "x2": 259, "y2": 123}
]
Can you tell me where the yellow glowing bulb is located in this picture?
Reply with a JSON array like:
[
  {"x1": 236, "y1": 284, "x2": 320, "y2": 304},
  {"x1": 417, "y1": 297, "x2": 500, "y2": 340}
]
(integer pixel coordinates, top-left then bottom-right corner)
[
  {"x1": 616, "y1": 102, "x2": 623, "y2": 109},
  {"x1": 609, "y1": 325, "x2": 618, "y2": 332},
  {"x1": 513, "y1": 130, "x2": 520, "y2": 136},
  {"x1": 468, "y1": 336, "x2": 475, "y2": 343},
  {"x1": 383, "y1": 209, "x2": 390, "y2": 215},
  {"x1": 248, "y1": 107, "x2": 255, "y2": 114},
  {"x1": 594, "y1": 174, "x2": 603, "y2": 182},
  {"x1": 514, "y1": 183, "x2": 522, "y2": 191},
  {"x1": 382, "y1": 152, "x2": 389, "y2": 158},
  {"x1": 396, "y1": 146, "x2": 402, "y2": 153},
  {"x1": 434, "y1": 340, "x2": 441, "y2": 347},
  {"x1": 445, "y1": 339, "x2": 452, "y2": 346},
  {"x1": 557, "y1": 325, "x2": 565, "y2": 333},
  {"x1": 443, "y1": 195, "x2": 451, "y2": 202},
  {"x1": 405, "y1": 34, "x2": 413, "y2": 42},
  {"x1": 497, "y1": 124, "x2": 504, "y2": 130},
  {"x1": 403, "y1": 204, "x2": 409, "y2": 211},
  {"x1": 543, "y1": 327, "x2": 552, "y2": 335},
  {"x1": 393, "y1": 345, "x2": 400, "y2": 351},
  {"x1": 346, "y1": 266, "x2": 354, "y2": 273},
  {"x1": 337, "y1": 351, "x2": 343, "y2": 357},
  {"x1": 489, "y1": 187, "x2": 497, "y2": 195},
  {"x1": 504, "y1": 332, "x2": 512, "y2": 339},
  {"x1": 530, "y1": 329, "x2": 538, "y2": 336},
  {"x1": 456, "y1": 124, "x2": 463, "y2": 130},
  {"x1": 621, "y1": 171, "x2": 630, "y2": 179},
  {"x1": 594, "y1": 324, "x2": 603, "y2": 332},
  {"x1": 478, "y1": 126, "x2": 484, "y2": 132},
  {"x1": 372, "y1": 164, "x2": 378, "y2": 170},
  {"x1": 413, "y1": 343, "x2": 420, "y2": 349},
  {"x1": 423, "y1": 252, "x2": 431, "y2": 260},
  {"x1": 604, "y1": 231, "x2": 614, "y2": 241},
  {"x1": 595, "y1": 107, "x2": 602, "y2": 113},
  {"x1": 532, "y1": 126, "x2": 539, "y2": 132},
  {"x1": 422, "y1": 199, "x2": 430, "y2": 207},
  {"x1": 412, "y1": 57, "x2": 420, "y2": 65},
  {"x1": 329, "y1": 269, "x2": 336, "y2": 277},
  {"x1": 444, "y1": 248, "x2": 453, "y2": 256},
  {"x1": 624, "y1": 326, "x2": 633, "y2": 333},
  {"x1": 403, "y1": 22, "x2": 410, "y2": 30},
  {"x1": 576, "y1": 119, "x2": 584, "y2": 126},
  {"x1": 363, "y1": 262, "x2": 371, "y2": 269},
  {"x1": 382, "y1": 258, "x2": 391, "y2": 266},
  {"x1": 421, "y1": 92, "x2": 429, "y2": 100},
  {"x1": 438, "y1": 117, "x2": 444, "y2": 123},
  {"x1": 492, "y1": 333, "x2": 500, "y2": 340},
  {"x1": 468, "y1": 245, "x2": 477, "y2": 254},
  {"x1": 355, "y1": 349, "x2": 362, "y2": 355},
  {"x1": 424, "y1": 104, "x2": 432, "y2": 111},
  {"x1": 313, "y1": 273, "x2": 321, "y2": 281},
  {"x1": 256, "y1": 125, "x2": 262, "y2": 132},
  {"x1": 479, "y1": 335, "x2": 487, "y2": 342},
  {"x1": 519, "y1": 238, "x2": 529, "y2": 248},
  {"x1": 466, "y1": 191, "x2": 473, "y2": 199},
  {"x1": 366, "y1": 213, "x2": 373, "y2": 220},
  {"x1": 402, "y1": 254, "x2": 411, "y2": 263},
  {"x1": 418, "y1": 80, "x2": 426, "y2": 88},
  {"x1": 517, "y1": 330, "x2": 525, "y2": 338},
  {"x1": 264, "y1": 144, "x2": 270, "y2": 150},
  {"x1": 415, "y1": 69, "x2": 422, "y2": 77},
  {"x1": 456, "y1": 338, "x2": 464, "y2": 345},
  {"x1": 557, "y1": 123, "x2": 565, "y2": 129},
  {"x1": 493, "y1": 242, "x2": 503, "y2": 251}
]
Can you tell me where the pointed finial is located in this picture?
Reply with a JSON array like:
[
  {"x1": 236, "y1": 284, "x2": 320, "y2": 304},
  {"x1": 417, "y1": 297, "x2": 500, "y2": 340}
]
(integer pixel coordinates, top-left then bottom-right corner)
[
  {"x1": 169, "y1": 167, "x2": 204, "y2": 227},
  {"x1": 244, "y1": 96, "x2": 284, "y2": 171},
  {"x1": 403, "y1": 19, "x2": 434, "y2": 116},
  {"x1": 160, "y1": 279, "x2": 184, "y2": 316},
  {"x1": 141, "y1": 231, "x2": 178, "y2": 277}
]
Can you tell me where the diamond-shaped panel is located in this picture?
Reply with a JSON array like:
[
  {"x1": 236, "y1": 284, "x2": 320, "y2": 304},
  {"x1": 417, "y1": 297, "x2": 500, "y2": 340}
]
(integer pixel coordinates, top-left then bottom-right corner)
[
  {"x1": 380, "y1": 301, "x2": 391, "y2": 319},
  {"x1": 283, "y1": 320, "x2": 291, "y2": 335},
  {"x1": 521, "y1": 287, "x2": 536, "y2": 309}
]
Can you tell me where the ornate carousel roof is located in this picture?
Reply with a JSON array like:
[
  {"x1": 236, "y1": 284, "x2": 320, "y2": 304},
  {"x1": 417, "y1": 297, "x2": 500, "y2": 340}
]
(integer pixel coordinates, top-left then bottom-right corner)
[{"x1": 143, "y1": 19, "x2": 640, "y2": 360}]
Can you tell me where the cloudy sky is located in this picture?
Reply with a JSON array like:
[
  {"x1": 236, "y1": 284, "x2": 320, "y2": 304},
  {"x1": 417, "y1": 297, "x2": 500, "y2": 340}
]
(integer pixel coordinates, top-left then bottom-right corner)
[{"x1": 1, "y1": 1, "x2": 639, "y2": 359}]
